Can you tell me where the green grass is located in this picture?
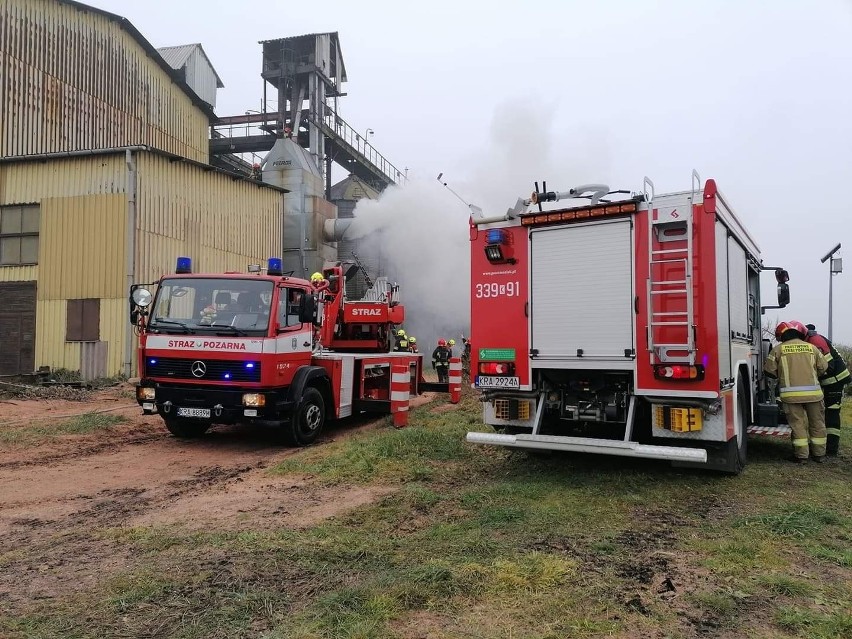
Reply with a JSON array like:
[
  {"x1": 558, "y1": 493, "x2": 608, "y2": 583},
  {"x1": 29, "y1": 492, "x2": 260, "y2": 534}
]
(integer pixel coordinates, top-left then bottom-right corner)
[
  {"x1": 757, "y1": 574, "x2": 815, "y2": 598},
  {"x1": 775, "y1": 607, "x2": 852, "y2": 639},
  {"x1": 737, "y1": 504, "x2": 843, "y2": 538},
  {"x1": 3, "y1": 395, "x2": 852, "y2": 639},
  {"x1": 0, "y1": 412, "x2": 127, "y2": 445}
]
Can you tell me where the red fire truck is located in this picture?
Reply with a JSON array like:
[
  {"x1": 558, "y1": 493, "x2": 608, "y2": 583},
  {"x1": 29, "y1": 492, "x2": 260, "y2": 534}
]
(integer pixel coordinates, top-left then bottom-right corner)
[
  {"x1": 129, "y1": 258, "x2": 422, "y2": 445},
  {"x1": 466, "y1": 172, "x2": 790, "y2": 473}
]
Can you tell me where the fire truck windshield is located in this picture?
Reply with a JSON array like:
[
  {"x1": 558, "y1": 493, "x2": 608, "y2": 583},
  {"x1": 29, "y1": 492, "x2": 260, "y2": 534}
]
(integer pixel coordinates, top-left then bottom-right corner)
[{"x1": 148, "y1": 278, "x2": 274, "y2": 335}]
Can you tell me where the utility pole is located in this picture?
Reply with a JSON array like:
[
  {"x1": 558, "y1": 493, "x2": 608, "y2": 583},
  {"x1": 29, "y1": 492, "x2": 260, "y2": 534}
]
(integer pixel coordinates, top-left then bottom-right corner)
[{"x1": 820, "y1": 243, "x2": 842, "y2": 341}]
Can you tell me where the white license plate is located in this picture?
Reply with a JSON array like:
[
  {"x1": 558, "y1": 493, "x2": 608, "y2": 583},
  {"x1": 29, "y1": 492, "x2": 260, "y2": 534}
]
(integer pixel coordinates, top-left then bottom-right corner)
[
  {"x1": 176, "y1": 407, "x2": 211, "y2": 418},
  {"x1": 477, "y1": 376, "x2": 520, "y2": 389}
]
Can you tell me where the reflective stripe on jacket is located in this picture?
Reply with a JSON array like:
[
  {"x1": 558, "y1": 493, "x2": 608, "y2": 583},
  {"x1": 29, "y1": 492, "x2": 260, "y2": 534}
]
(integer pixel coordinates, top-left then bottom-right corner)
[
  {"x1": 764, "y1": 338, "x2": 827, "y2": 403},
  {"x1": 805, "y1": 332, "x2": 851, "y2": 387}
]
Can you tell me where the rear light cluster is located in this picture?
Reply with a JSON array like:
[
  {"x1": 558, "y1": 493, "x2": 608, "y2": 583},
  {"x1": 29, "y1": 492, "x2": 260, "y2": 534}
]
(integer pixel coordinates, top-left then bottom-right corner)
[
  {"x1": 653, "y1": 364, "x2": 705, "y2": 381},
  {"x1": 479, "y1": 362, "x2": 516, "y2": 375}
]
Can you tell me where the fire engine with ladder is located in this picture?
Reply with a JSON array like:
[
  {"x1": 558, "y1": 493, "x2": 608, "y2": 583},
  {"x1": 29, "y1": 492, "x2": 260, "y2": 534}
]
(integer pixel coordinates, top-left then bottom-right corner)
[
  {"x1": 467, "y1": 171, "x2": 791, "y2": 473},
  {"x1": 129, "y1": 258, "x2": 428, "y2": 445}
]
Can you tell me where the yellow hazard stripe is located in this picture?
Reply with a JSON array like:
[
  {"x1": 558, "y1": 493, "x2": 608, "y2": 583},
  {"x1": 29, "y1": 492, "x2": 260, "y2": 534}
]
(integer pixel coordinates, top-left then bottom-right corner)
[
  {"x1": 827, "y1": 402, "x2": 842, "y2": 409},
  {"x1": 792, "y1": 438, "x2": 809, "y2": 446},
  {"x1": 810, "y1": 437, "x2": 827, "y2": 445},
  {"x1": 826, "y1": 428, "x2": 842, "y2": 435}
]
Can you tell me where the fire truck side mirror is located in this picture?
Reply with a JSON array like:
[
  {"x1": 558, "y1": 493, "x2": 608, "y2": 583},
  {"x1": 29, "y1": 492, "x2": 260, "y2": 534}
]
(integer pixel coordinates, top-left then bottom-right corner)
[
  {"x1": 777, "y1": 282, "x2": 790, "y2": 308},
  {"x1": 298, "y1": 293, "x2": 317, "y2": 324},
  {"x1": 129, "y1": 286, "x2": 152, "y2": 325}
]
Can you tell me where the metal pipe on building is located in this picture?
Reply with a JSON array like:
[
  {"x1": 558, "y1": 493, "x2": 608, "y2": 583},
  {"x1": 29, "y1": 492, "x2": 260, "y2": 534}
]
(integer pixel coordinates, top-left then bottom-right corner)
[
  {"x1": 323, "y1": 218, "x2": 353, "y2": 242},
  {"x1": 124, "y1": 149, "x2": 138, "y2": 378}
]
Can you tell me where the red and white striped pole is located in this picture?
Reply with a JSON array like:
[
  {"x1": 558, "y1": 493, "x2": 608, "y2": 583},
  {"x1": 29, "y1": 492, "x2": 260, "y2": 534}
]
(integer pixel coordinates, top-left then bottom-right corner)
[
  {"x1": 391, "y1": 363, "x2": 410, "y2": 428},
  {"x1": 448, "y1": 357, "x2": 462, "y2": 404}
]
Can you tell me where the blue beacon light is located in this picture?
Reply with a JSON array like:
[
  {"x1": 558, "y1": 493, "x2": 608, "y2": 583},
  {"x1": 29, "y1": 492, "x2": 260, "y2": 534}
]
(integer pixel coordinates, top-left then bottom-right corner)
[
  {"x1": 267, "y1": 257, "x2": 283, "y2": 276},
  {"x1": 175, "y1": 256, "x2": 192, "y2": 274}
]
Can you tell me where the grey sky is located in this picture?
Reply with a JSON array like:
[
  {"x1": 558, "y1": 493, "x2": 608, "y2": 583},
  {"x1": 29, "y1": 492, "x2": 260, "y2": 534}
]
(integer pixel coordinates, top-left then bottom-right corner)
[{"x1": 88, "y1": 0, "x2": 852, "y2": 343}]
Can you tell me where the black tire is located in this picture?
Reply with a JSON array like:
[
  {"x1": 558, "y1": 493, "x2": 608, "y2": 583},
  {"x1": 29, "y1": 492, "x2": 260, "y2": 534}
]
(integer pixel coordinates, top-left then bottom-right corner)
[
  {"x1": 722, "y1": 380, "x2": 749, "y2": 474},
  {"x1": 163, "y1": 417, "x2": 210, "y2": 439},
  {"x1": 281, "y1": 387, "x2": 326, "y2": 446}
]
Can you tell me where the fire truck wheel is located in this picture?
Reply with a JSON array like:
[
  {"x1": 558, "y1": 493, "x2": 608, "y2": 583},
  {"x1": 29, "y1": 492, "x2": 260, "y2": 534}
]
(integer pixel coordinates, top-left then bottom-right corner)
[
  {"x1": 162, "y1": 418, "x2": 210, "y2": 439},
  {"x1": 723, "y1": 380, "x2": 749, "y2": 474},
  {"x1": 282, "y1": 387, "x2": 326, "y2": 446}
]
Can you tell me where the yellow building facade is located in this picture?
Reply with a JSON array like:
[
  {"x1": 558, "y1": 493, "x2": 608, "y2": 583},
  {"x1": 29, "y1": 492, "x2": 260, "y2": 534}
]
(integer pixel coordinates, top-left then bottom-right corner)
[{"x1": 0, "y1": 0, "x2": 286, "y2": 377}]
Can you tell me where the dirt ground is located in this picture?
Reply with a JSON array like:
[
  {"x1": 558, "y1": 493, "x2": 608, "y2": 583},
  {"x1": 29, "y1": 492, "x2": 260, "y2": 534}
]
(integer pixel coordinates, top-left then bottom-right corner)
[{"x1": 0, "y1": 384, "x2": 433, "y2": 608}]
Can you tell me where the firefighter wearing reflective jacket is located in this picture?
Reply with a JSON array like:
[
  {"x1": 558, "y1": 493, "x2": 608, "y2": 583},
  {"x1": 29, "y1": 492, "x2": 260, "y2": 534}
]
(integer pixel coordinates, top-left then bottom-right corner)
[
  {"x1": 408, "y1": 337, "x2": 419, "y2": 353},
  {"x1": 764, "y1": 321, "x2": 829, "y2": 463},
  {"x1": 394, "y1": 329, "x2": 409, "y2": 352},
  {"x1": 433, "y1": 339, "x2": 450, "y2": 382},
  {"x1": 805, "y1": 323, "x2": 851, "y2": 456}
]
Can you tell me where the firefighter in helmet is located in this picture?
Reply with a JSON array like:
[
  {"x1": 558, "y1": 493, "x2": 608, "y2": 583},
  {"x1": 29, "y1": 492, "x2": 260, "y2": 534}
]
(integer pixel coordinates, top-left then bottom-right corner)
[
  {"x1": 804, "y1": 323, "x2": 850, "y2": 456},
  {"x1": 394, "y1": 329, "x2": 409, "y2": 352},
  {"x1": 408, "y1": 336, "x2": 419, "y2": 353},
  {"x1": 433, "y1": 339, "x2": 450, "y2": 382},
  {"x1": 310, "y1": 272, "x2": 325, "y2": 286},
  {"x1": 764, "y1": 320, "x2": 829, "y2": 463},
  {"x1": 461, "y1": 336, "x2": 472, "y2": 380},
  {"x1": 447, "y1": 338, "x2": 456, "y2": 358}
]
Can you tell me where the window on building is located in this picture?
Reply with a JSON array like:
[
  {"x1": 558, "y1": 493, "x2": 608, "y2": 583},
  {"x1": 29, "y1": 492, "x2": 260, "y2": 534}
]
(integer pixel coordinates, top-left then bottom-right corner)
[
  {"x1": 0, "y1": 204, "x2": 40, "y2": 265},
  {"x1": 66, "y1": 299, "x2": 100, "y2": 342}
]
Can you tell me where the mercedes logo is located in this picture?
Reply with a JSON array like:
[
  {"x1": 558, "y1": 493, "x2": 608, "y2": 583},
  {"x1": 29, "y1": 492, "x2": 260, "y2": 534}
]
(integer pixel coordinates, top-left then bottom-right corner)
[{"x1": 190, "y1": 361, "x2": 207, "y2": 378}]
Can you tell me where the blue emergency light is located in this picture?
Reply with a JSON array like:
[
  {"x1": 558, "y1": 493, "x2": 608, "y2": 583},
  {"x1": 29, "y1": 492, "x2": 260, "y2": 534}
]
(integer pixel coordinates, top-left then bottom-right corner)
[
  {"x1": 484, "y1": 229, "x2": 515, "y2": 264},
  {"x1": 267, "y1": 257, "x2": 283, "y2": 276},
  {"x1": 486, "y1": 229, "x2": 508, "y2": 245},
  {"x1": 175, "y1": 256, "x2": 192, "y2": 274}
]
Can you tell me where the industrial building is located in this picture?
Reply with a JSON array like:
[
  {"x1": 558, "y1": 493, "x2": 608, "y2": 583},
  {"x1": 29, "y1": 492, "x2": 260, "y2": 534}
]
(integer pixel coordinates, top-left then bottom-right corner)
[
  {"x1": 0, "y1": 0, "x2": 285, "y2": 378},
  {"x1": 0, "y1": 0, "x2": 406, "y2": 379}
]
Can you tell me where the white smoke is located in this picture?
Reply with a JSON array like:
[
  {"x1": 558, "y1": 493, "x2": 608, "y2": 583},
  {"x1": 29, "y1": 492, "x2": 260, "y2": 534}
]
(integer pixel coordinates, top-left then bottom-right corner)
[
  {"x1": 344, "y1": 99, "x2": 613, "y2": 356},
  {"x1": 346, "y1": 179, "x2": 471, "y2": 355}
]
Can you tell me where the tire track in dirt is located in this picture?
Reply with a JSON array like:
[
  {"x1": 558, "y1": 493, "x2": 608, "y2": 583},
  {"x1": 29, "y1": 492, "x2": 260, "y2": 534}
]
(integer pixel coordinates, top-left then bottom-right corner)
[{"x1": 0, "y1": 406, "x2": 427, "y2": 609}]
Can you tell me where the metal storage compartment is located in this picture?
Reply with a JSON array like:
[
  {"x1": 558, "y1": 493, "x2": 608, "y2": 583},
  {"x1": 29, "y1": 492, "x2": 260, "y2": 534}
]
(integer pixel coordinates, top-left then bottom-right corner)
[{"x1": 530, "y1": 219, "x2": 635, "y2": 365}]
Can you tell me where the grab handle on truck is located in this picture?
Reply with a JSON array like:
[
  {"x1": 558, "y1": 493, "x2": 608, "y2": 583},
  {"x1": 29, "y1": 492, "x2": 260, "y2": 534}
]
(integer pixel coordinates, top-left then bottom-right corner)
[
  {"x1": 643, "y1": 176, "x2": 655, "y2": 203},
  {"x1": 691, "y1": 169, "x2": 702, "y2": 201}
]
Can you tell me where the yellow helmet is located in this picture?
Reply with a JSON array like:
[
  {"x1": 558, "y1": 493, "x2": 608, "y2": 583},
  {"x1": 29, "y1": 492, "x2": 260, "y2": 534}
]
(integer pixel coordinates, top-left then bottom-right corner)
[
  {"x1": 448, "y1": 339, "x2": 456, "y2": 346},
  {"x1": 310, "y1": 272, "x2": 323, "y2": 283},
  {"x1": 397, "y1": 329, "x2": 406, "y2": 337},
  {"x1": 409, "y1": 336, "x2": 416, "y2": 343}
]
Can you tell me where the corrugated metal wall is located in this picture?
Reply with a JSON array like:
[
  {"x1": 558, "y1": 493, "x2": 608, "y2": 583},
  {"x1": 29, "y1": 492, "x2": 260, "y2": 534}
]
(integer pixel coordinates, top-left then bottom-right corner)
[
  {"x1": 37, "y1": 193, "x2": 126, "y2": 373},
  {"x1": 0, "y1": 151, "x2": 285, "y2": 376},
  {"x1": 0, "y1": 155, "x2": 128, "y2": 373},
  {"x1": 0, "y1": 154, "x2": 127, "y2": 205},
  {"x1": 184, "y1": 47, "x2": 219, "y2": 108},
  {"x1": 38, "y1": 193, "x2": 126, "y2": 300},
  {"x1": 135, "y1": 152, "x2": 284, "y2": 284},
  {"x1": 0, "y1": 264, "x2": 37, "y2": 282},
  {"x1": 0, "y1": 0, "x2": 209, "y2": 161}
]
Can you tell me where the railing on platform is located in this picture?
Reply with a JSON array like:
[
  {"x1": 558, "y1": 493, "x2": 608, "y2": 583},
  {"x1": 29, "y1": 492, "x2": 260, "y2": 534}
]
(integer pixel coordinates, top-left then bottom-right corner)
[
  {"x1": 312, "y1": 106, "x2": 406, "y2": 186},
  {"x1": 210, "y1": 106, "x2": 406, "y2": 187}
]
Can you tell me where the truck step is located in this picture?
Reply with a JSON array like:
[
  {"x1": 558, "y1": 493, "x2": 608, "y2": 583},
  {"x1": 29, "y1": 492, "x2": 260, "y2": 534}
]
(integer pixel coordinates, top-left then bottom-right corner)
[
  {"x1": 466, "y1": 432, "x2": 707, "y2": 463},
  {"x1": 747, "y1": 425, "x2": 791, "y2": 437}
]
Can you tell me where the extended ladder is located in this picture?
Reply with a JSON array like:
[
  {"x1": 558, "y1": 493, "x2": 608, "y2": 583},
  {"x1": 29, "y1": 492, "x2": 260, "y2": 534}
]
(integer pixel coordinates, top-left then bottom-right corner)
[{"x1": 645, "y1": 172, "x2": 701, "y2": 365}]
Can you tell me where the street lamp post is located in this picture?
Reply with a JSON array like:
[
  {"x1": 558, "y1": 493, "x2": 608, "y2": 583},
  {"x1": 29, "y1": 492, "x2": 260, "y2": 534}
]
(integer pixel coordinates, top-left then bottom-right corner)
[{"x1": 820, "y1": 243, "x2": 842, "y2": 341}]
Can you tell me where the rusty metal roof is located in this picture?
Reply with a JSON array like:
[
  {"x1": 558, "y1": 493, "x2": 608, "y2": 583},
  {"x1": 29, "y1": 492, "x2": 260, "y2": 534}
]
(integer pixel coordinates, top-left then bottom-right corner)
[{"x1": 56, "y1": 1, "x2": 217, "y2": 119}]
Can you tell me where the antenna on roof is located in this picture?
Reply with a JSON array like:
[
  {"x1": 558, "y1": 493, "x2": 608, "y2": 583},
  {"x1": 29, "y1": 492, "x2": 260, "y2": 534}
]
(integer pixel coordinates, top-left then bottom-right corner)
[{"x1": 436, "y1": 172, "x2": 483, "y2": 218}]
